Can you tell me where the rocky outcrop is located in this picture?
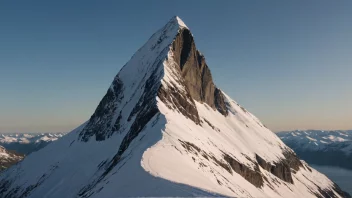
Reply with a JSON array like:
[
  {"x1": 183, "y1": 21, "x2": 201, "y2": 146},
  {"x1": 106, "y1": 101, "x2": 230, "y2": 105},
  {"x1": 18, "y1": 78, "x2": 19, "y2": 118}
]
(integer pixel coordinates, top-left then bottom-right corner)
[
  {"x1": 118, "y1": 66, "x2": 162, "y2": 158},
  {"x1": 171, "y1": 28, "x2": 228, "y2": 116},
  {"x1": 255, "y1": 150, "x2": 302, "y2": 184},
  {"x1": 256, "y1": 154, "x2": 293, "y2": 184},
  {"x1": 79, "y1": 66, "x2": 164, "y2": 197},
  {"x1": 158, "y1": 48, "x2": 201, "y2": 124},
  {"x1": 158, "y1": 84, "x2": 200, "y2": 124},
  {"x1": 178, "y1": 140, "x2": 264, "y2": 188},
  {"x1": 79, "y1": 77, "x2": 124, "y2": 141},
  {"x1": 214, "y1": 88, "x2": 228, "y2": 116},
  {"x1": 223, "y1": 153, "x2": 264, "y2": 188},
  {"x1": 282, "y1": 150, "x2": 303, "y2": 171}
]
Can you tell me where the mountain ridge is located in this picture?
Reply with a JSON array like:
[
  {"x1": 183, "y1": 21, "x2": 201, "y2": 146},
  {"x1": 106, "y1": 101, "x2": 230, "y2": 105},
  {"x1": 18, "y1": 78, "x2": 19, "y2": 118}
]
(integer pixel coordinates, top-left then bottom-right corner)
[{"x1": 0, "y1": 16, "x2": 347, "y2": 198}]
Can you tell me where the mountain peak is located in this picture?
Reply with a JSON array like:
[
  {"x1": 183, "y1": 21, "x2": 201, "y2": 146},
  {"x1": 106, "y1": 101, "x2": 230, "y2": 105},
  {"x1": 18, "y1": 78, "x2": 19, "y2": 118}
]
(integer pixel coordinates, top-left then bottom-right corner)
[
  {"x1": 170, "y1": 16, "x2": 188, "y2": 29},
  {"x1": 162, "y1": 16, "x2": 188, "y2": 33},
  {"x1": 0, "y1": 17, "x2": 347, "y2": 198}
]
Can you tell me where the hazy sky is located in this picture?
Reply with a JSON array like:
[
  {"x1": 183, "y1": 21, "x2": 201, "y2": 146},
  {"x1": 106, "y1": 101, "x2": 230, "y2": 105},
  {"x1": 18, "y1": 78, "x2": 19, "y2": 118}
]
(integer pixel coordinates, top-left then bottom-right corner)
[{"x1": 1, "y1": 1, "x2": 351, "y2": 133}]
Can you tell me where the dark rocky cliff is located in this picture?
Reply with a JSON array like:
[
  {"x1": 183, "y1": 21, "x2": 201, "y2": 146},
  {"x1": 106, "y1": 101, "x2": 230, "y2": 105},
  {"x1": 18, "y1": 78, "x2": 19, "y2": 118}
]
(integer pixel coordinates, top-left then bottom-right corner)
[{"x1": 171, "y1": 28, "x2": 228, "y2": 116}]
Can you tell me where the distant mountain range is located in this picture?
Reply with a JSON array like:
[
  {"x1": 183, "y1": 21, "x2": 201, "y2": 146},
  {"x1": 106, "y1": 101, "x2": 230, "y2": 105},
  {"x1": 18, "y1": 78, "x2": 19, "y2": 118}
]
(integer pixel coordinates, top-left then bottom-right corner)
[
  {"x1": 0, "y1": 146, "x2": 23, "y2": 171},
  {"x1": 277, "y1": 130, "x2": 352, "y2": 170},
  {"x1": 0, "y1": 133, "x2": 66, "y2": 155}
]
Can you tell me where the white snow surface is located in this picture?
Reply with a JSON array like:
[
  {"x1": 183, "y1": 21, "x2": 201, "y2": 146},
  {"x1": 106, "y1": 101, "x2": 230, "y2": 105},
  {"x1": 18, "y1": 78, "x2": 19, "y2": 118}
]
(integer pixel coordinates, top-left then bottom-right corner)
[{"x1": 0, "y1": 16, "x2": 344, "y2": 198}]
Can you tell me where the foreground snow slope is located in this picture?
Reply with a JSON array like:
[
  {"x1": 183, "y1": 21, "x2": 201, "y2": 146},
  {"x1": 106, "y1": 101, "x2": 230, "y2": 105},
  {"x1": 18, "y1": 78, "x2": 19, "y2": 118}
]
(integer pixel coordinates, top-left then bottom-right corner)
[{"x1": 0, "y1": 16, "x2": 347, "y2": 198}]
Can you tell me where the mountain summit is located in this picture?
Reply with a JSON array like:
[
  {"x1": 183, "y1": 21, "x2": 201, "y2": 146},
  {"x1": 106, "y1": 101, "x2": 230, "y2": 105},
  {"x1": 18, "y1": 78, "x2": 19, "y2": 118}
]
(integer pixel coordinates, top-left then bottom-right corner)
[{"x1": 0, "y1": 16, "x2": 348, "y2": 198}]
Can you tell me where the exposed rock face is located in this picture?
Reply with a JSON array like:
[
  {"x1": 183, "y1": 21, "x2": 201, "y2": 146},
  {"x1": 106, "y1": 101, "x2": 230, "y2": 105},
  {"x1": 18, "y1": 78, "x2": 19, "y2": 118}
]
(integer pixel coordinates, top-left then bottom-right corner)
[
  {"x1": 80, "y1": 69, "x2": 163, "y2": 195},
  {"x1": 214, "y1": 88, "x2": 228, "y2": 116},
  {"x1": 255, "y1": 150, "x2": 303, "y2": 184},
  {"x1": 79, "y1": 77, "x2": 124, "y2": 141},
  {"x1": 157, "y1": 51, "x2": 201, "y2": 124},
  {"x1": 223, "y1": 153, "x2": 264, "y2": 188},
  {"x1": 109, "y1": 67, "x2": 163, "y2": 171},
  {"x1": 282, "y1": 150, "x2": 303, "y2": 171},
  {"x1": 120, "y1": 71, "x2": 160, "y2": 156},
  {"x1": 171, "y1": 28, "x2": 228, "y2": 115},
  {"x1": 256, "y1": 154, "x2": 293, "y2": 183},
  {"x1": 178, "y1": 140, "x2": 265, "y2": 188},
  {"x1": 158, "y1": 84, "x2": 200, "y2": 124}
]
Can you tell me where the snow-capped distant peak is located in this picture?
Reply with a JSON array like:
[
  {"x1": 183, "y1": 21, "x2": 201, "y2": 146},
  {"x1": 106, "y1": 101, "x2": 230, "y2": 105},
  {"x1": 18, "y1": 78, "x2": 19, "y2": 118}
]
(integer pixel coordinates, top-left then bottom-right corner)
[
  {"x1": 0, "y1": 133, "x2": 66, "y2": 144},
  {"x1": 0, "y1": 133, "x2": 67, "y2": 155},
  {"x1": 277, "y1": 130, "x2": 352, "y2": 154}
]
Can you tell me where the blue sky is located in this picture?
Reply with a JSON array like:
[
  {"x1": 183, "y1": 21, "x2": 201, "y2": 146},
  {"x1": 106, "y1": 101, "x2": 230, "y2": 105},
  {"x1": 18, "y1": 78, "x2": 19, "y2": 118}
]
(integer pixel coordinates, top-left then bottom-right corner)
[{"x1": 1, "y1": 0, "x2": 351, "y2": 133}]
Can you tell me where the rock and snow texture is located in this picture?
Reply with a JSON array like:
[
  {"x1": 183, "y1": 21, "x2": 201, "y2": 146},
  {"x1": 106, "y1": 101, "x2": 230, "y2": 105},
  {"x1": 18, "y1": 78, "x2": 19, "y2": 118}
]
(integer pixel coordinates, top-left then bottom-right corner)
[
  {"x1": 278, "y1": 130, "x2": 352, "y2": 170},
  {"x1": 0, "y1": 146, "x2": 23, "y2": 171},
  {"x1": 0, "y1": 133, "x2": 65, "y2": 144},
  {"x1": 0, "y1": 133, "x2": 66, "y2": 155},
  {"x1": 0, "y1": 16, "x2": 348, "y2": 198}
]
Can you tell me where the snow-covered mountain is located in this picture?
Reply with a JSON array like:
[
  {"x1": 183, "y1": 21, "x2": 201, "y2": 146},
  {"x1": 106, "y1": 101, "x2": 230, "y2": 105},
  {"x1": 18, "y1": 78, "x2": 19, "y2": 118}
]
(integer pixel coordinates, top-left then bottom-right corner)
[
  {"x1": 0, "y1": 146, "x2": 23, "y2": 171},
  {"x1": 0, "y1": 16, "x2": 348, "y2": 198},
  {"x1": 0, "y1": 133, "x2": 66, "y2": 155},
  {"x1": 277, "y1": 130, "x2": 352, "y2": 170}
]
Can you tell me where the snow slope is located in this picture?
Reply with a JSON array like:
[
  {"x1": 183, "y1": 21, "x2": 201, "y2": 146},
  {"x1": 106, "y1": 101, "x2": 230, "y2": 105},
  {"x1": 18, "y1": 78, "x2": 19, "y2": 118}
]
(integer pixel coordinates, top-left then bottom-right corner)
[{"x1": 0, "y1": 16, "x2": 347, "y2": 198}]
